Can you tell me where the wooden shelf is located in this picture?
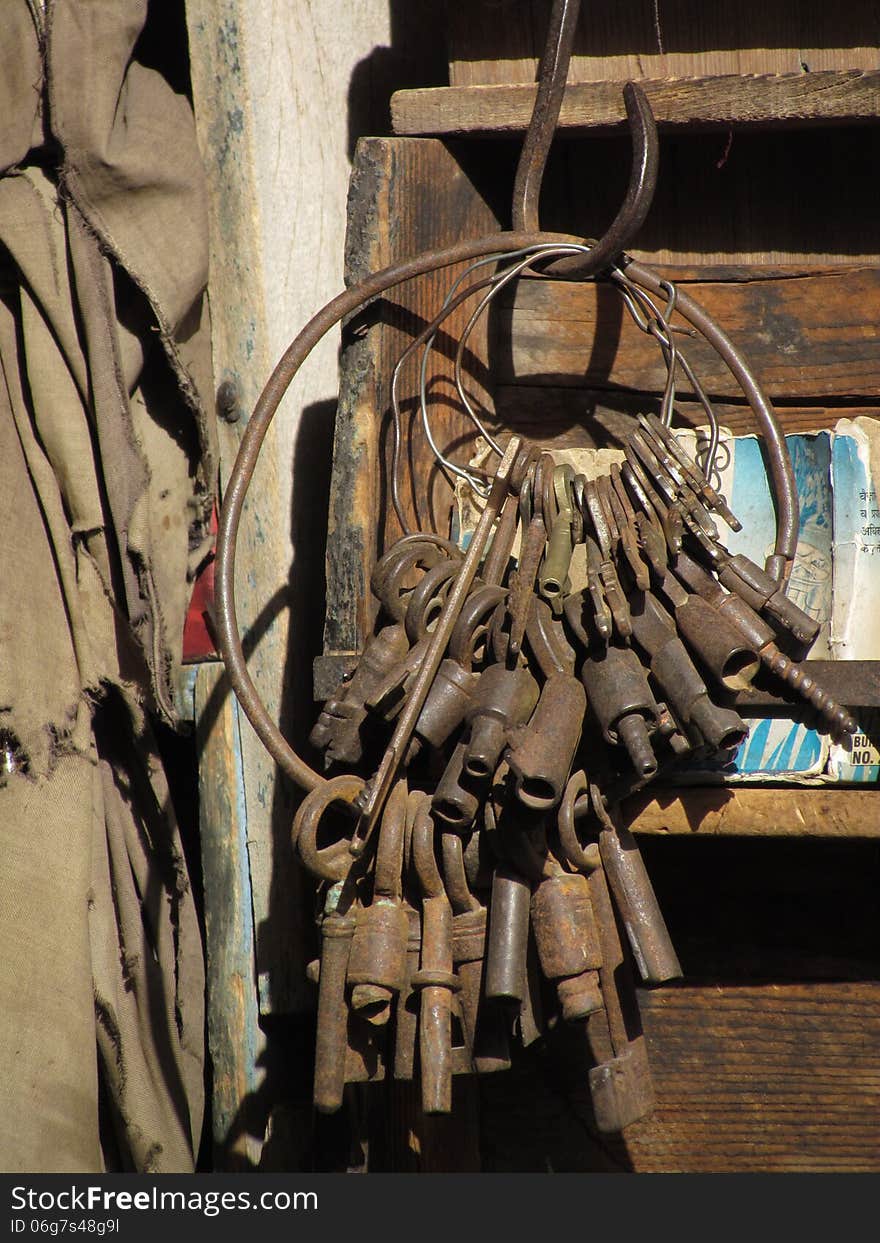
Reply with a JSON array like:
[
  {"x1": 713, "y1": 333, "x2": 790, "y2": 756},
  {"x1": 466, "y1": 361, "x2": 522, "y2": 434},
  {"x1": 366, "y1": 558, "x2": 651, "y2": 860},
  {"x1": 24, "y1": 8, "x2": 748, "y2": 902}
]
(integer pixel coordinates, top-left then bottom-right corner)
[
  {"x1": 623, "y1": 785, "x2": 880, "y2": 837},
  {"x1": 392, "y1": 71, "x2": 880, "y2": 136}
]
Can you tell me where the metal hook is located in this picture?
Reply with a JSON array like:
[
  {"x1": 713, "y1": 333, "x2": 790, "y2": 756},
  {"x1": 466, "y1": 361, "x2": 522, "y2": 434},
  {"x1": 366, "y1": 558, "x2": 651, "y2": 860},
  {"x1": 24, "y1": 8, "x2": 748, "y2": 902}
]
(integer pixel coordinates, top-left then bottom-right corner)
[{"x1": 511, "y1": 0, "x2": 659, "y2": 280}]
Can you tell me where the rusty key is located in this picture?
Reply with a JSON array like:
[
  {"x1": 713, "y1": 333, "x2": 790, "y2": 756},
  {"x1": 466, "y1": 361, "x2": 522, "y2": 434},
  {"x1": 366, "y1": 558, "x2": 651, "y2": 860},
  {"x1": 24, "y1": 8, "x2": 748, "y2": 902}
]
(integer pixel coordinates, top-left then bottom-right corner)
[
  {"x1": 353, "y1": 437, "x2": 523, "y2": 850},
  {"x1": 586, "y1": 861, "x2": 656, "y2": 1132},
  {"x1": 411, "y1": 795, "x2": 459, "y2": 1113},
  {"x1": 642, "y1": 411, "x2": 741, "y2": 531}
]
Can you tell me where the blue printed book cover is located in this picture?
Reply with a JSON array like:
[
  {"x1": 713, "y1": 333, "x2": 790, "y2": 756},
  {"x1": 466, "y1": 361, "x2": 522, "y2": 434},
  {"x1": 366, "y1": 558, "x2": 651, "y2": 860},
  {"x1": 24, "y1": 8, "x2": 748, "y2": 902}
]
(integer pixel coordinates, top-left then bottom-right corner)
[{"x1": 677, "y1": 419, "x2": 879, "y2": 784}]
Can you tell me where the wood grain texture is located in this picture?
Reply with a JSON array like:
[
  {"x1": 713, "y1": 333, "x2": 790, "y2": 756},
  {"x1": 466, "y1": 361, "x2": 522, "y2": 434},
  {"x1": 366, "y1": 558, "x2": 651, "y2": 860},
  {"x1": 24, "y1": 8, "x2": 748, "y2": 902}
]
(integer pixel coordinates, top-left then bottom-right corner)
[
  {"x1": 193, "y1": 663, "x2": 266, "y2": 1168},
  {"x1": 492, "y1": 387, "x2": 880, "y2": 446},
  {"x1": 543, "y1": 126, "x2": 880, "y2": 268},
  {"x1": 623, "y1": 786, "x2": 880, "y2": 838},
  {"x1": 626, "y1": 983, "x2": 880, "y2": 1172},
  {"x1": 186, "y1": 0, "x2": 309, "y2": 1018},
  {"x1": 394, "y1": 72, "x2": 880, "y2": 136},
  {"x1": 477, "y1": 980, "x2": 880, "y2": 1171},
  {"x1": 446, "y1": 0, "x2": 880, "y2": 86},
  {"x1": 491, "y1": 268, "x2": 880, "y2": 399}
]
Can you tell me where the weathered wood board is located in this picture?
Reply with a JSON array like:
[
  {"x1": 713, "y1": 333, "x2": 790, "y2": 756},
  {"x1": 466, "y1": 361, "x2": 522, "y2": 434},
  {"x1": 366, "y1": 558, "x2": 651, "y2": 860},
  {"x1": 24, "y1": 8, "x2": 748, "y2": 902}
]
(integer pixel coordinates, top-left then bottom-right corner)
[
  {"x1": 446, "y1": 1, "x2": 880, "y2": 86},
  {"x1": 478, "y1": 983, "x2": 880, "y2": 1172},
  {"x1": 394, "y1": 71, "x2": 880, "y2": 135},
  {"x1": 191, "y1": 662, "x2": 265, "y2": 1169},
  {"x1": 186, "y1": 0, "x2": 309, "y2": 1023},
  {"x1": 627, "y1": 983, "x2": 880, "y2": 1173},
  {"x1": 623, "y1": 786, "x2": 880, "y2": 838},
  {"x1": 324, "y1": 137, "x2": 506, "y2": 665},
  {"x1": 491, "y1": 268, "x2": 880, "y2": 399},
  {"x1": 492, "y1": 388, "x2": 879, "y2": 444}
]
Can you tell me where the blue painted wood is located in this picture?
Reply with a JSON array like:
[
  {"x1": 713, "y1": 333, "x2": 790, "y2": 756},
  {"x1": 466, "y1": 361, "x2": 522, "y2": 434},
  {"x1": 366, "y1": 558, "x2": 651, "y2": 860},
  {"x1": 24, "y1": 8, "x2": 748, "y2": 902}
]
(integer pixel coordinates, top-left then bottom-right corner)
[{"x1": 193, "y1": 661, "x2": 266, "y2": 1167}]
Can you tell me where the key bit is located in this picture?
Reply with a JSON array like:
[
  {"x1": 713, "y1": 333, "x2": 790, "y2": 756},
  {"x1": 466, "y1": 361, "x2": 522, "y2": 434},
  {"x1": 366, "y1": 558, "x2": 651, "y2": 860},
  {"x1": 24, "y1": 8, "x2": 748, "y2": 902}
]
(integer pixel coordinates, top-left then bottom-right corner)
[
  {"x1": 609, "y1": 464, "x2": 632, "y2": 519},
  {"x1": 609, "y1": 462, "x2": 656, "y2": 591},
  {"x1": 630, "y1": 429, "x2": 716, "y2": 544},
  {"x1": 607, "y1": 470, "x2": 649, "y2": 590},
  {"x1": 634, "y1": 422, "x2": 719, "y2": 541},
  {"x1": 563, "y1": 589, "x2": 597, "y2": 655},
  {"x1": 643, "y1": 411, "x2": 742, "y2": 531},
  {"x1": 599, "y1": 558, "x2": 633, "y2": 641},
  {"x1": 620, "y1": 458, "x2": 662, "y2": 528},
  {"x1": 634, "y1": 511, "x2": 668, "y2": 580},
  {"x1": 509, "y1": 513, "x2": 547, "y2": 656},
  {"x1": 595, "y1": 474, "x2": 620, "y2": 549},
  {"x1": 583, "y1": 537, "x2": 613, "y2": 642},
  {"x1": 660, "y1": 504, "x2": 684, "y2": 556},
  {"x1": 623, "y1": 445, "x2": 682, "y2": 555},
  {"x1": 680, "y1": 508, "x2": 724, "y2": 564},
  {"x1": 582, "y1": 478, "x2": 613, "y2": 561},
  {"x1": 597, "y1": 474, "x2": 636, "y2": 632}
]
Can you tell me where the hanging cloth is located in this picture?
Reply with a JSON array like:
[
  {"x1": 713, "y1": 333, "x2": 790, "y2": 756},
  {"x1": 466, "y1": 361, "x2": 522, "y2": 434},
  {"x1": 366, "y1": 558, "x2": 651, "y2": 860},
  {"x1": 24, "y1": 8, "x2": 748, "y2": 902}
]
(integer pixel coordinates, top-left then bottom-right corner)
[{"x1": 0, "y1": 0, "x2": 215, "y2": 1171}]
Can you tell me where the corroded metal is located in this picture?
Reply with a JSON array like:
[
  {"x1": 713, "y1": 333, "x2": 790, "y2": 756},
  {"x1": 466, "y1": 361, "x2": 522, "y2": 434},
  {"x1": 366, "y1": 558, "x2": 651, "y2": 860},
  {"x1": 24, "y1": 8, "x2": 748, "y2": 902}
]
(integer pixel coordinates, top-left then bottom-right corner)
[
  {"x1": 578, "y1": 643, "x2": 661, "y2": 779},
  {"x1": 313, "y1": 886, "x2": 357, "y2": 1114},
  {"x1": 412, "y1": 797, "x2": 458, "y2": 1113},
  {"x1": 628, "y1": 588, "x2": 747, "y2": 751},
  {"x1": 464, "y1": 663, "x2": 540, "y2": 780},
  {"x1": 347, "y1": 779, "x2": 409, "y2": 1025},
  {"x1": 308, "y1": 623, "x2": 410, "y2": 766},
  {"x1": 485, "y1": 862, "x2": 531, "y2": 1004},
  {"x1": 506, "y1": 674, "x2": 587, "y2": 811},
  {"x1": 353, "y1": 437, "x2": 523, "y2": 848}
]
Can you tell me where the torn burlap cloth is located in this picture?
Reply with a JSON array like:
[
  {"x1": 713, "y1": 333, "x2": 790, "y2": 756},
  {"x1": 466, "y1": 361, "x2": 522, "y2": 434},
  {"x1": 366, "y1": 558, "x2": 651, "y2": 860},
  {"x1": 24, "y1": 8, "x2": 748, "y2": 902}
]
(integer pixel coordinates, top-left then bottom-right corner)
[{"x1": 0, "y1": 1, "x2": 216, "y2": 1171}]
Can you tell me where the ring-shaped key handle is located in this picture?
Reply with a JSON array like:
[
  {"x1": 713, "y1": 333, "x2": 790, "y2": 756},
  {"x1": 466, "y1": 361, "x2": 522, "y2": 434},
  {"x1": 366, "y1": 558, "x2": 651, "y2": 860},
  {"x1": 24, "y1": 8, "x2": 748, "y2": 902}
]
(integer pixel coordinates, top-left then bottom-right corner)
[
  {"x1": 293, "y1": 773, "x2": 366, "y2": 881},
  {"x1": 557, "y1": 770, "x2": 601, "y2": 874}
]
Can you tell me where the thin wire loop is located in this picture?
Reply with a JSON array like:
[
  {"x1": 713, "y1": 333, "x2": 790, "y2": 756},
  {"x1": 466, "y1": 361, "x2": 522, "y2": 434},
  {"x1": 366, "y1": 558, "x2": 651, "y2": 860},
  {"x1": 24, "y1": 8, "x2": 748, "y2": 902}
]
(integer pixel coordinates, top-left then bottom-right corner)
[
  {"x1": 393, "y1": 242, "x2": 594, "y2": 535},
  {"x1": 611, "y1": 269, "x2": 722, "y2": 480}
]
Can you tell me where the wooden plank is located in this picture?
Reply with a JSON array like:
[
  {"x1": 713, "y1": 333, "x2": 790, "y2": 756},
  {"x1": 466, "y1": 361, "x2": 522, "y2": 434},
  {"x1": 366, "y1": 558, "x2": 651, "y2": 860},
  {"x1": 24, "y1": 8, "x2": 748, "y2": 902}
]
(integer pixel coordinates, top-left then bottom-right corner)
[
  {"x1": 478, "y1": 981, "x2": 880, "y2": 1171},
  {"x1": 491, "y1": 268, "x2": 880, "y2": 399},
  {"x1": 622, "y1": 786, "x2": 880, "y2": 838},
  {"x1": 492, "y1": 387, "x2": 880, "y2": 446},
  {"x1": 625, "y1": 983, "x2": 880, "y2": 1172},
  {"x1": 378, "y1": 1080, "x2": 482, "y2": 1172},
  {"x1": 394, "y1": 72, "x2": 880, "y2": 136},
  {"x1": 192, "y1": 663, "x2": 265, "y2": 1169},
  {"x1": 447, "y1": 1, "x2": 880, "y2": 87},
  {"x1": 186, "y1": 0, "x2": 308, "y2": 1018},
  {"x1": 541, "y1": 126, "x2": 880, "y2": 269}
]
